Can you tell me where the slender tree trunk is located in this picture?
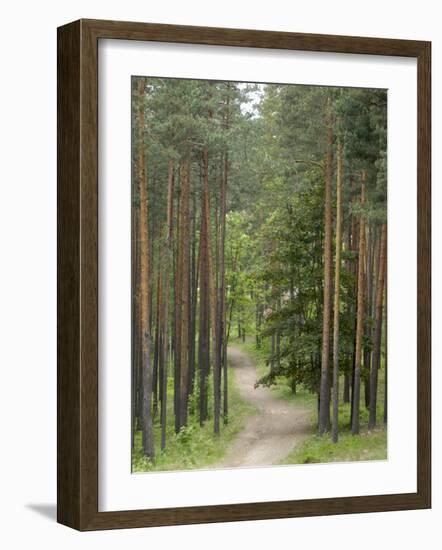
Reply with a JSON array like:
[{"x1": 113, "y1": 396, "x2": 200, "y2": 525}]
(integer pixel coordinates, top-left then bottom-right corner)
[
  {"x1": 332, "y1": 141, "x2": 343, "y2": 443},
  {"x1": 201, "y1": 147, "x2": 216, "y2": 422},
  {"x1": 351, "y1": 174, "x2": 366, "y2": 436},
  {"x1": 221, "y1": 148, "x2": 229, "y2": 425},
  {"x1": 198, "y1": 149, "x2": 211, "y2": 425},
  {"x1": 152, "y1": 261, "x2": 162, "y2": 417},
  {"x1": 174, "y1": 186, "x2": 182, "y2": 432},
  {"x1": 212, "y1": 241, "x2": 221, "y2": 431},
  {"x1": 211, "y1": 144, "x2": 224, "y2": 436},
  {"x1": 137, "y1": 78, "x2": 155, "y2": 459},
  {"x1": 148, "y1": 211, "x2": 154, "y2": 336},
  {"x1": 368, "y1": 226, "x2": 380, "y2": 404},
  {"x1": 363, "y1": 224, "x2": 373, "y2": 409},
  {"x1": 318, "y1": 97, "x2": 334, "y2": 434},
  {"x1": 349, "y1": 208, "x2": 359, "y2": 426},
  {"x1": 135, "y1": 204, "x2": 144, "y2": 431},
  {"x1": 160, "y1": 160, "x2": 174, "y2": 450},
  {"x1": 368, "y1": 223, "x2": 387, "y2": 428},
  {"x1": 343, "y1": 221, "x2": 352, "y2": 404},
  {"x1": 188, "y1": 183, "x2": 198, "y2": 400},
  {"x1": 131, "y1": 193, "x2": 138, "y2": 449},
  {"x1": 178, "y1": 159, "x2": 191, "y2": 429},
  {"x1": 223, "y1": 307, "x2": 228, "y2": 421}
]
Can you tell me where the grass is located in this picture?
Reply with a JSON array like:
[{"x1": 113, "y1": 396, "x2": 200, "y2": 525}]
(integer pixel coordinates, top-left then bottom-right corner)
[
  {"x1": 132, "y1": 366, "x2": 256, "y2": 472},
  {"x1": 283, "y1": 427, "x2": 387, "y2": 464},
  {"x1": 285, "y1": 365, "x2": 387, "y2": 465},
  {"x1": 232, "y1": 336, "x2": 388, "y2": 466}
]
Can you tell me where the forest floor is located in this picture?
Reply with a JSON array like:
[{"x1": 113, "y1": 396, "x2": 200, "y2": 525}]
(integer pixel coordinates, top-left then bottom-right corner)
[
  {"x1": 133, "y1": 342, "x2": 386, "y2": 472},
  {"x1": 216, "y1": 346, "x2": 312, "y2": 468},
  {"x1": 233, "y1": 340, "x2": 387, "y2": 466}
]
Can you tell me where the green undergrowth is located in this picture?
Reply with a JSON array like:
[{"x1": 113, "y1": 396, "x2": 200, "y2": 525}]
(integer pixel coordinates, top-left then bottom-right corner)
[
  {"x1": 132, "y1": 366, "x2": 256, "y2": 473},
  {"x1": 283, "y1": 426, "x2": 387, "y2": 464},
  {"x1": 285, "y1": 366, "x2": 387, "y2": 465}
]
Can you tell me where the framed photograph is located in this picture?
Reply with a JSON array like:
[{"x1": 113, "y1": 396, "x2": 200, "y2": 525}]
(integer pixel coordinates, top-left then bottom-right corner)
[{"x1": 57, "y1": 19, "x2": 431, "y2": 530}]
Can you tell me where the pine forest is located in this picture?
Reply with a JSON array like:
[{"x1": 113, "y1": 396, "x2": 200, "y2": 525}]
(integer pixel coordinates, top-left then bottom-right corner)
[{"x1": 131, "y1": 76, "x2": 387, "y2": 472}]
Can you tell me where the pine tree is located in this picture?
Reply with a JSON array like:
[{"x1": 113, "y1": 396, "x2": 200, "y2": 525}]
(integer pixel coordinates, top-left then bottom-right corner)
[
  {"x1": 137, "y1": 77, "x2": 155, "y2": 458},
  {"x1": 318, "y1": 96, "x2": 334, "y2": 435}
]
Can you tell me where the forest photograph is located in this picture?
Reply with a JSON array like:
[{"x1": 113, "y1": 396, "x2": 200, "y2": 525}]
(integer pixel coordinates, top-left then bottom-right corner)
[{"x1": 131, "y1": 75, "x2": 388, "y2": 473}]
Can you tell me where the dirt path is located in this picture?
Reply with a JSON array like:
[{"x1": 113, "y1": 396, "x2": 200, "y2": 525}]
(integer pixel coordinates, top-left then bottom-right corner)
[{"x1": 216, "y1": 346, "x2": 313, "y2": 468}]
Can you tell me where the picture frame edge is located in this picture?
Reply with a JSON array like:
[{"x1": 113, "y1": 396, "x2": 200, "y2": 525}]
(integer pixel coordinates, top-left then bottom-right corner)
[{"x1": 57, "y1": 18, "x2": 432, "y2": 531}]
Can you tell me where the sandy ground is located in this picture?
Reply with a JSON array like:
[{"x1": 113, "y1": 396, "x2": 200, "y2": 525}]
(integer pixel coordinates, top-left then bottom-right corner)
[{"x1": 216, "y1": 346, "x2": 312, "y2": 468}]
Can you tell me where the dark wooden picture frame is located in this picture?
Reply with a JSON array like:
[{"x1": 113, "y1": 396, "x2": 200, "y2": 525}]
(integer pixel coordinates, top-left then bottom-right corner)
[{"x1": 57, "y1": 18, "x2": 431, "y2": 531}]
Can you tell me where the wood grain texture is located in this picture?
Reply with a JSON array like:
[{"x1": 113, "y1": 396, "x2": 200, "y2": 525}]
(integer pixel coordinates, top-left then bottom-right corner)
[
  {"x1": 84, "y1": 18, "x2": 427, "y2": 56},
  {"x1": 57, "y1": 20, "x2": 81, "y2": 529},
  {"x1": 416, "y1": 42, "x2": 431, "y2": 506},
  {"x1": 57, "y1": 19, "x2": 431, "y2": 531}
]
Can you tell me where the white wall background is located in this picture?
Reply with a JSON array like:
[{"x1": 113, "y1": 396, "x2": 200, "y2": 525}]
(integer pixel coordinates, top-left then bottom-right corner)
[{"x1": 0, "y1": 1, "x2": 440, "y2": 548}]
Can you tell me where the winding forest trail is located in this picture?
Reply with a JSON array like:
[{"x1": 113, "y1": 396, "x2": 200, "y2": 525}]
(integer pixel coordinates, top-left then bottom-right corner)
[{"x1": 216, "y1": 346, "x2": 313, "y2": 468}]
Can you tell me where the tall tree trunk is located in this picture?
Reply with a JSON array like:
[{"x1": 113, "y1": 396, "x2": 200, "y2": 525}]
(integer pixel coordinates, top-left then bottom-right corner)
[
  {"x1": 222, "y1": 305, "x2": 228, "y2": 419},
  {"x1": 135, "y1": 200, "x2": 144, "y2": 431},
  {"x1": 368, "y1": 223, "x2": 387, "y2": 428},
  {"x1": 204, "y1": 102, "x2": 217, "y2": 386},
  {"x1": 343, "y1": 220, "x2": 352, "y2": 404},
  {"x1": 137, "y1": 78, "x2": 155, "y2": 459},
  {"x1": 213, "y1": 202, "x2": 221, "y2": 434},
  {"x1": 148, "y1": 197, "x2": 157, "y2": 337},
  {"x1": 178, "y1": 159, "x2": 191, "y2": 429},
  {"x1": 351, "y1": 173, "x2": 366, "y2": 436},
  {"x1": 160, "y1": 160, "x2": 174, "y2": 450},
  {"x1": 131, "y1": 198, "x2": 139, "y2": 448},
  {"x1": 198, "y1": 149, "x2": 211, "y2": 425},
  {"x1": 318, "y1": 97, "x2": 334, "y2": 435},
  {"x1": 363, "y1": 224, "x2": 373, "y2": 409},
  {"x1": 332, "y1": 141, "x2": 343, "y2": 443},
  {"x1": 153, "y1": 262, "x2": 162, "y2": 417},
  {"x1": 174, "y1": 184, "x2": 181, "y2": 432},
  {"x1": 188, "y1": 183, "x2": 198, "y2": 400},
  {"x1": 220, "y1": 149, "x2": 228, "y2": 425},
  {"x1": 349, "y1": 205, "x2": 359, "y2": 426}
]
